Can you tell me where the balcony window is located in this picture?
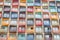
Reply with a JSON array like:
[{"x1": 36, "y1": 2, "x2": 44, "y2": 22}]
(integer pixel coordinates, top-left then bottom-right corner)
[
  {"x1": 27, "y1": 19, "x2": 34, "y2": 26},
  {"x1": 18, "y1": 27, "x2": 25, "y2": 33},
  {"x1": 9, "y1": 26, "x2": 17, "y2": 33},
  {"x1": 35, "y1": 12, "x2": 42, "y2": 19},
  {"x1": 27, "y1": 34, "x2": 34, "y2": 40},
  {"x1": 43, "y1": 20, "x2": 50, "y2": 27},
  {"x1": 11, "y1": 12, "x2": 18, "y2": 19},
  {"x1": 36, "y1": 34, "x2": 43, "y2": 40},
  {"x1": 18, "y1": 34, "x2": 25, "y2": 40}
]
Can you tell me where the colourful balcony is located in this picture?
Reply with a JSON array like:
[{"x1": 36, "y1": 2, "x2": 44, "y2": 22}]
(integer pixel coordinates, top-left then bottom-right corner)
[
  {"x1": 45, "y1": 34, "x2": 52, "y2": 40},
  {"x1": 49, "y1": 6, "x2": 57, "y2": 13},
  {"x1": 27, "y1": 13, "x2": 34, "y2": 18},
  {"x1": 27, "y1": 34, "x2": 34, "y2": 40},
  {"x1": 42, "y1": 2, "x2": 48, "y2": 6},
  {"x1": 20, "y1": 0, "x2": 26, "y2": 6},
  {"x1": 18, "y1": 34, "x2": 25, "y2": 40},
  {"x1": 11, "y1": 12, "x2": 18, "y2": 19},
  {"x1": 2, "y1": 19, "x2": 9, "y2": 26},
  {"x1": 35, "y1": 34, "x2": 43, "y2": 40},
  {"x1": 35, "y1": 6, "x2": 41, "y2": 12},
  {"x1": 8, "y1": 34, "x2": 17, "y2": 40},
  {"x1": 10, "y1": 20, "x2": 17, "y2": 25},
  {"x1": 3, "y1": 13, "x2": 10, "y2": 18},
  {"x1": 11, "y1": 8, "x2": 18, "y2": 12},
  {"x1": 12, "y1": 0, "x2": 18, "y2": 5},
  {"x1": 35, "y1": 12, "x2": 42, "y2": 19},
  {"x1": 42, "y1": 6, "x2": 48, "y2": 10},
  {"x1": 44, "y1": 27, "x2": 51, "y2": 33},
  {"x1": 18, "y1": 19, "x2": 26, "y2": 26},
  {"x1": 4, "y1": 0, "x2": 11, "y2": 6},
  {"x1": 4, "y1": 6, "x2": 10, "y2": 11},
  {"x1": 49, "y1": 1, "x2": 55, "y2": 7},
  {"x1": 35, "y1": 27, "x2": 43, "y2": 33},
  {"x1": 53, "y1": 34, "x2": 60, "y2": 40},
  {"x1": 43, "y1": 19, "x2": 50, "y2": 27},
  {"x1": 19, "y1": 13, "x2": 26, "y2": 19},
  {"x1": 51, "y1": 20, "x2": 58, "y2": 26},
  {"x1": 0, "y1": 34, "x2": 7, "y2": 40},
  {"x1": 18, "y1": 26, "x2": 25, "y2": 33},
  {"x1": 27, "y1": 27, "x2": 34, "y2": 33},
  {"x1": 12, "y1": 5, "x2": 18, "y2": 8},
  {"x1": 43, "y1": 12, "x2": 50, "y2": 19},
  {"x1": 9, "y1": 25, "x2": 17, "y2": 33},
  {"x1": 27, "y1": 19, "x2": 34, "y2": 26},
  {"x1": 34, "y1": 0, "x2": 41, "y2": 6},
  {"x1": 51, "y1": 14, "x2": 58, "y2": 20},
  {"x1": 19, "y1": 6, "x2": 26, "y2": 12},
  {"x1": 27, "y1": 6, "x2": 34, "y2": 12},
  {"x1": 52, "y1": 27, "x2": 60, "y2": 33},
  {"x1": 0, "y1": 26, "x2": 8, "y2": 33},
  {"x1": 35, "y1": 19, "x2": 42, "y2": 26}
]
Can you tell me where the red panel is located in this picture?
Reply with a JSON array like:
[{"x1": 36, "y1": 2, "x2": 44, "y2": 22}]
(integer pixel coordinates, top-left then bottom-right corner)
[
  {"x1": 35, "y1": 20, "x2": 42, "y2": 26},
  {"x1": 12, "y1": 0, "x2": 18, "y2": 2},
  {"x1": 42, "y1": 0, "x2": 48, "y2": 2},
  {"x1": 12, "y1": 5, "x2": 18, "y2": 8},
  {"x1": 18, "y1": 27, "x2": 25, "y2": 33},
  {"x1": 27, "y1": 6, "x2": 34, "y2": 12}
]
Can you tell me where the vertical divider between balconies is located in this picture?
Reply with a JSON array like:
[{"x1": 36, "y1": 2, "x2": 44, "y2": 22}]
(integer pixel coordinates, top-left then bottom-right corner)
[
  {"x1": 33, "y1": 0, "x2": 35, "y2": 40},
  {"x1": 25, "y1": 2, "x2": 27, "y2": 40},
  {"x1": 16, "y1": 0, "x2": 19, "y2": 40},
  {"x1": 41, "y1": 0, "x2": 44, "y2": 40}
]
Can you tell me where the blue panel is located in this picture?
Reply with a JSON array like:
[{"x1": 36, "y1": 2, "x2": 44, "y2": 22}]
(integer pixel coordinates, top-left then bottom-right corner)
[
  {"x1": 27, "y1": 34, "x2": 34, "y2": 40},
  {"x1": 43, "y1": 20, "x2": 50, "y2": 27},
  {"x1": 27, "y1": 3, "x2": 34, "y2": 6},
  {"x1": 11, "y1": 12, "x2": 18, "y2": 19}
]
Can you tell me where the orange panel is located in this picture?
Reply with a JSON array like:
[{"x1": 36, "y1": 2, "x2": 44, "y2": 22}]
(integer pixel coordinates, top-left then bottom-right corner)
[
  {"x1": 8, "y1": 38, "x2": 17, "y2": 40},
  {"x1": 0, "y1": 0, "x2": 3, "y2": 2},
  {"x1": 20, "y1": 0, "x2": 26, "y2": 3}
]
